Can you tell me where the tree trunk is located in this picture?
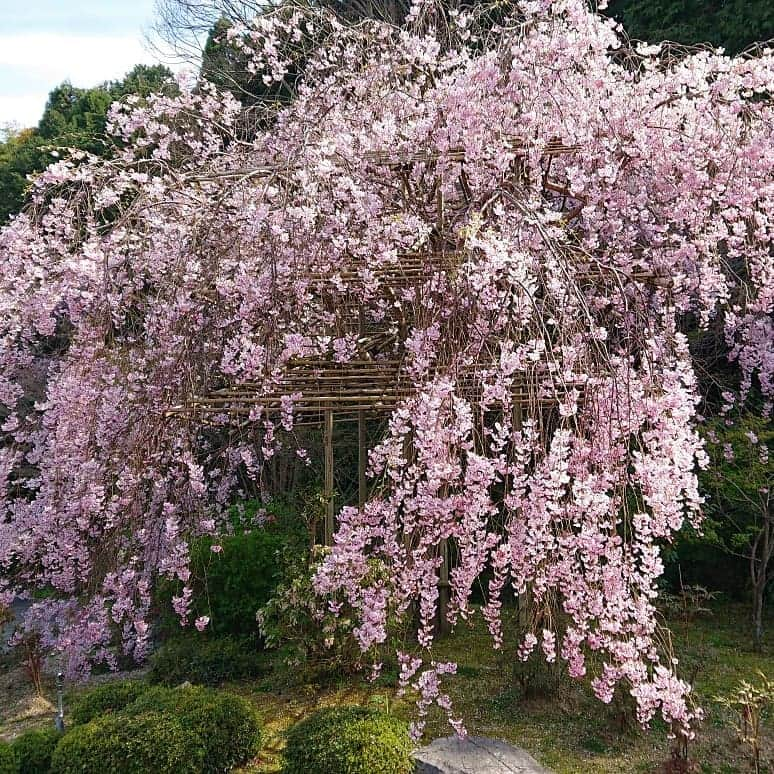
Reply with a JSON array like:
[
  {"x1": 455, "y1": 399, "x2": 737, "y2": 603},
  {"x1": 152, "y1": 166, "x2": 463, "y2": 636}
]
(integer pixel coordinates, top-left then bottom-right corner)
[
  {"x1": 752, "y1": 578, "x2": 765, "y2": 652},
  {"x1": 750, "y1": 515, "x2": 772, "y2": 652}
]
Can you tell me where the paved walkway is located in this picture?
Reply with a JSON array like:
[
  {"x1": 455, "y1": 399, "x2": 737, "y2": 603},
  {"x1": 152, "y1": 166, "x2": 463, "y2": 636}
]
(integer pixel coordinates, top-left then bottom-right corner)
[{"x1": 415, "y1": 736, "x2": 553, "y2": 774}]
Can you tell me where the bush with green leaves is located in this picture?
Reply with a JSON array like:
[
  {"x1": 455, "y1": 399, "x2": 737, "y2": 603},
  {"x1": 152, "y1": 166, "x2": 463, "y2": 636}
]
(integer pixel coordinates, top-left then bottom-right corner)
[
  {"x1": 257, "y1": 546, "x2": 359, "y2": 676},
  {"x1": 50, "y1": 712, "x2": 202, "y2": 774},
  {"x1": 283, "y1": 706, "x2": 413, "y2": 774},
  {"x1": 148, "y1": 633, "x2": 269, "y2": 686},
  {"x1": 157, "y1": 498, "x2": 307, "y2": 639},
  {"x1": 0, "y1": 741, "x2": 18, "y2": 774},
  {"x1": 125, "y1": 684, "x2": 262, "y2": 773},
  {"x1": 11, "y1": 728, "x2": 61, "y2": 774},
  {"x1": 258, "y1": 545, "x2": 405, "y2": 682},
  {"x1": 68, "y1": 680, "x2": 149, "y2": 725}
]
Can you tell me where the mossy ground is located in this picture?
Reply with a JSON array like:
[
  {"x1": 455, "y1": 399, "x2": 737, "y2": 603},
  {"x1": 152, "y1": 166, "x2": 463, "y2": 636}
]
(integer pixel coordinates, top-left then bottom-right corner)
[
  {"x1": 225, "y1": 601, "x2": 773, "y2": 773},
  {"x1": 2, "y1": 602, "x2": 771, "y2": 773}
]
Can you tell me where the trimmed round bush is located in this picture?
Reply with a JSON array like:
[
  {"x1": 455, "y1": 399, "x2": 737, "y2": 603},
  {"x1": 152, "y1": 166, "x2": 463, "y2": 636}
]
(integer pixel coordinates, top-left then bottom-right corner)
[
  {"x1": 50, "y1": 712, "x2": 202, "y2": 774},
  {"x1": 125, "y1": 685, "x2": 262, "y2": 773},
  {"x1": 11, "y1": 728, "x2": 61, "y2": 774},
  {"x1": 283, "y1": 706, "x2": 413, "y2": 774},
  {"x1": 68, "y1": 680, "x2": 148, "y2": 725},
  {"x1": 0, "y1": 741, "x2": 18, "y2": 774}
]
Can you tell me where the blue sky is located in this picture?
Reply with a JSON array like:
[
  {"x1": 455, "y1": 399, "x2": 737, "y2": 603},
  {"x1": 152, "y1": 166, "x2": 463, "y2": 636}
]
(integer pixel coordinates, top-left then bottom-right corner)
[{"x1": 0, "y1": 0, "x2": 170, "y2": 128}]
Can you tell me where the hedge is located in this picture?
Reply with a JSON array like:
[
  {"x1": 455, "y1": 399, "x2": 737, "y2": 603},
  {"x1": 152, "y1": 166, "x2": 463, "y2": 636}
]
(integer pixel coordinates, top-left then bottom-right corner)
[
  {"x1": 11, "y1": 728, "x2": 61, "y2": 774},
  {"x1": 50, "y1": 712, "x2": 202, "y2": 774},
  {"x1": 283, "y1": 706, "x2": 413, "y2": 774},
  {"x1": 68, "y1": 680, "x2": 149, "y2": 726},
  {"x1": 148, "y1": 633, "x2": 268, "y2": 686},
  {"x1": 125, "y1": 684, "x2": 262, "y2": 772}
]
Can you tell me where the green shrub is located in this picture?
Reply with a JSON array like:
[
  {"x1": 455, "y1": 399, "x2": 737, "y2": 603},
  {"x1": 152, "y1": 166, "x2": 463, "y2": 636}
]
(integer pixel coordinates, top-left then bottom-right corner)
[
  {"x1": 189, "y1": 530, "x2": 287, "y2": 636},
  {"x1": 50, "y1": 712, "x2": 201, "y2": 774},
  {"x1": 258, "y1": 546, "x2": 403, "y2": 683},
  {"x1": 11, "y1": 728, "x2": 61, "y2": 774},
  {"x1": 68, "y1": 680, "x2": 148, "y2": 725},
  {"x1": 0, "y1": 741, "x2": 18, "y2": 774},
  {"x1": 283, "y1": 706, "x2": 413, "y2": 774},
  {"x1": 148, "y1": 633, "x2": 269, "y2": 686},
  {"x1": 125, "y1": 684, "x2": 262, "y2": 773},
  {"x1": 157, "y1": 498, "x2": 307, "y2": 639}
]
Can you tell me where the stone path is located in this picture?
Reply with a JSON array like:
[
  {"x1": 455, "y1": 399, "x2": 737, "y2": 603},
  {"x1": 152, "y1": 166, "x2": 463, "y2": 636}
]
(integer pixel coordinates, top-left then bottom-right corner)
[{"x1": 415, "y1": 736, "x2": 553, "y2": 774}]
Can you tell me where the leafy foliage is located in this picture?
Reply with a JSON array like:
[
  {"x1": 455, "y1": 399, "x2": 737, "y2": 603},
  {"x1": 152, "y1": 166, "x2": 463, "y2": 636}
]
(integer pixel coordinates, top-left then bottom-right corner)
[
  {"x1": 257, "y1": 545, "x2": 359, "y2": 671},
  {"x1": 155, "y1": 498, "x2": 307, "y2": 639},
  {"x1": 11, "y1": 728, "x2": 62, "y2": 774},
  {"x1": 50, "y1": 712, "x2": 202, "y2": 774},
  {"x1": 202, "y1": 17, "x2": 267, "y2": 105},
  {"x1": 0, "y1": 65, "x2": 176, "y2": 223},
  {"x1": 283, "y1": 706, "x2": 413, "y2": 774},
  {"x1": 605, "y1": 0, "x2": 774, "y2": 54},
  {"x1": 701, "y1": 412, "x2": 773, "y2": 646},
  {"x1": 148, "y1": 633, "x2": 269, "y2": 686},
  {"x1": 193, "y1": 500, "x2": 305, "y2": 637},
  {"x1": 0, "y1": 742, "x2": 18, "y2": 774},
  {"x1": 125, "y1": 685, "x2": 262, "y2": 773},
  {"x1": 0, "y1": 130, "x2": 48, "y2": 224},
  {"x1": 68, "y1": 680, "x2": 149, "y2": 726},
  {"x1": 257, "y1": 545, "x2": 402, "y2": 681}
]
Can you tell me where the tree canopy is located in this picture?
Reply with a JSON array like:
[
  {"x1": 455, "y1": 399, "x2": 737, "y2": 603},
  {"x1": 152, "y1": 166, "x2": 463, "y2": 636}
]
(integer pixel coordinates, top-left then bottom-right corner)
[
  {"x1": 0, "y1": 65, "x2": 177, "y2": 223},
  {"x1": 605, "y1": 0, "x2": 774, "y2": 54}
]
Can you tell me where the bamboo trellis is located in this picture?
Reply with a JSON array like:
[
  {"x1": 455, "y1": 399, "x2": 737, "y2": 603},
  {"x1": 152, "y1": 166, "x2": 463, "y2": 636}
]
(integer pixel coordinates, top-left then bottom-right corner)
[{"x1": 173, "y1": 139, "x2": 670, "y2": 632}]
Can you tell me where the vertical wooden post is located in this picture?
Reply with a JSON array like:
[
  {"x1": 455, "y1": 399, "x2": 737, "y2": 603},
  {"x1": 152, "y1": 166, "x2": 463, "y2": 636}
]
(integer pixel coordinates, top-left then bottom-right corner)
[
  {"x1": 512, "y1": 400, "x2": 530, "y2": 630},
  {"x1": 358, "y1": 409, "x2": 367, "y2": 510},
  {"x1": 324, "y1": 409, "x2": 334, "y2": 545},
  {"x1": 436, "y1": 536, "x2": 451, "y2": 635},
  {"x1": 357, "y1": 305, "x2": 367, "y2": 512}
]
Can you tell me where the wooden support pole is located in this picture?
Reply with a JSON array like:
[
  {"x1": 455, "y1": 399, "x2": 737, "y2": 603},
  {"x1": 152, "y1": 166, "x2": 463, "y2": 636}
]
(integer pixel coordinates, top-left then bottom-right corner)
[
  {"x1": 511, "y1": 400, "x2": 531, "y2": 630},
  {"x1": 513, "y1": 399, "x2": 523, "y2": 433},
  {"x1": 324, "y1": 409, "x2": 334, "y2": 545},
  {"x1": 436, "y1": 536, "x2": 451, "y2": 636},
  {"x1": 357, "y1": 304, "x2": 368, "y2": 513},
  {"x1": 358, "y1": 409, "x2": 367, "y2": 510}
]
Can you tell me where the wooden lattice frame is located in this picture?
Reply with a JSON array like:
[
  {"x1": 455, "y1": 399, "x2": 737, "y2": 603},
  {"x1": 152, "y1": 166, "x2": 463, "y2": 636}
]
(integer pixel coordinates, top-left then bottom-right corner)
[{"x1": 173, "y1": 141, "x2": 670, "y2": 626}]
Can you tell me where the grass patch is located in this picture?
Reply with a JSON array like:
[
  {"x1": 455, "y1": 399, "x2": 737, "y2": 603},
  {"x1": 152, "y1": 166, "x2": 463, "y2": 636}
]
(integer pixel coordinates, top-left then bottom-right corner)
[
  {"x1": 2, "y1": 601, "x2": 771, "y2": 773},
  {"x1": 231, "y1": 601, "x2": 773, "y2": 773}
]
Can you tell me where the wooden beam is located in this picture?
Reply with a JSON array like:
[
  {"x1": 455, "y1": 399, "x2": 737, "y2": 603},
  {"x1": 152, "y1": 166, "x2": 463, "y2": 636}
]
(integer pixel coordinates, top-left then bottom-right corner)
[
  {"x1": 324, "y1": 409, "x2": 335, "y2": 545},
  {"x1": 358, "y1": 409, "x2": 367, "y2": 510}
]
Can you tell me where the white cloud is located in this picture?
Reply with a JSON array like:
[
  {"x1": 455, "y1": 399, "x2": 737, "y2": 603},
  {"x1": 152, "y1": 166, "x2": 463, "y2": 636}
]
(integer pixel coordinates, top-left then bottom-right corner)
[
  {"x1": 0, "y1": 33, "x2": 166, "y2": 127},
  {"x1": 0, "y1": 94, "x2": 53, "y2": 129},
  {"x1": 0, "y1": 33, "x2": 152, "y2": 84}
]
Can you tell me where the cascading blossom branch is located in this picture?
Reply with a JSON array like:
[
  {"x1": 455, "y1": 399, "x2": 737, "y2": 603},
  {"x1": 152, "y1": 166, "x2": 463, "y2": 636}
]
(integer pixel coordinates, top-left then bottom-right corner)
[{"x1": 0, "y1": 0, "x2": 772, "y2": 738}]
